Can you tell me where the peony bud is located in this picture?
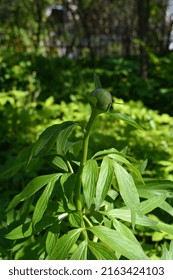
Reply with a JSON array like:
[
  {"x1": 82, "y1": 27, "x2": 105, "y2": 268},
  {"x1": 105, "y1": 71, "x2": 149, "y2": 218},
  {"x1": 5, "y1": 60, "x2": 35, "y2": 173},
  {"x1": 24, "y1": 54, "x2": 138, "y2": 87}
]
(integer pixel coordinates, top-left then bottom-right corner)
[{"x1": 90, "y1": 88, "x2": 112, "y2": 112}]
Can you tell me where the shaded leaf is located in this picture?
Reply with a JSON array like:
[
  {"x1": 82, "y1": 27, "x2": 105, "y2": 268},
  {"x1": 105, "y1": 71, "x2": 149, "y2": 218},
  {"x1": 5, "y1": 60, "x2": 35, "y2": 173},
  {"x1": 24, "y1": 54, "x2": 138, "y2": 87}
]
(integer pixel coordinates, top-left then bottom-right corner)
[
  {"x1": 94, "y1": 73, "x2": 102, "y2": 88},
  {"x1": 5, "y1": 222, "x2": 32, "y2": 240},
  {"x1": 28, "y1": 122, "x2": 77, "y2": 162},
  {"x1": 6, "y1": 173, "x2": 61, "y2": 212}
]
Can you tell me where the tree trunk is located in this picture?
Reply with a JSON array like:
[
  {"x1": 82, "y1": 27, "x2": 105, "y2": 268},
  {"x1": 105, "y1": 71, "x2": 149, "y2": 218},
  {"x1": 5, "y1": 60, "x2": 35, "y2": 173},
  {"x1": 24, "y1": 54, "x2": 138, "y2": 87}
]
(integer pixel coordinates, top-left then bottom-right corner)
[{"x1": 137, "y1": 0, "x2": 150, "y2": 78}]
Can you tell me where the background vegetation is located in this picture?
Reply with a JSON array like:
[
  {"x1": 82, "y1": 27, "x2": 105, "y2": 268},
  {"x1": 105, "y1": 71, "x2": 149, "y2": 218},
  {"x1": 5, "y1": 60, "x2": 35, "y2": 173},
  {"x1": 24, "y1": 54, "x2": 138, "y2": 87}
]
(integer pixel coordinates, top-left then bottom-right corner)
[{"x1": 0, "y1": 0, "x2": 173, "y2": 259}]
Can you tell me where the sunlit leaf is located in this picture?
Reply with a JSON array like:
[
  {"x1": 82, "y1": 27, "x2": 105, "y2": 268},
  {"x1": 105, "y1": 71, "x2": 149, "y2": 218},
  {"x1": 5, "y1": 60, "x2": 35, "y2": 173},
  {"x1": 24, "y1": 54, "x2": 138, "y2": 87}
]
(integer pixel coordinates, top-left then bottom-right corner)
[
  {"x1": 69, "y1": 211, "x2": 82, "y2": 228},
  {"x1": 95, "y1": 156, "x2": 114, "y2": 210},
  {"x1": 107, "y1": 112, "x2": 143, "y2": 130},
  {"x1": 114, "y1": 162, "x2": 141, "y2": 226},
  {"x1": 109, "y1": 153, "x2": 144, "y2": 183},
  {"x1": 82, "y1": 159, "x2": 98, "y2": 208},
  {"x1": 88, "y1": 240, "x2": 117, "y2": 260},
  {"x1": 32, "y1": 180, "x2": 56, "y2": 227},
  {"x1": 109, "y1": 208, "x2": 157, "y2": 227},
  {"x1": 140, "y1": 193, "x2": 167, "y2": 214},
  {"x1": 70, "y1": 240, "x2": 87, "y2": 260},
  {"x1": 56, "y1": 122, "x2": 78, "y2": 155},
  {"x1": 46, "y1": 231, "x2": 58, "y2": 256},
  {"x1": 89, "y1": 226, "x2": 149, "y2": 260},
  {"x1": 49, "y1": 228, "x2": 82, "y2": 260}
]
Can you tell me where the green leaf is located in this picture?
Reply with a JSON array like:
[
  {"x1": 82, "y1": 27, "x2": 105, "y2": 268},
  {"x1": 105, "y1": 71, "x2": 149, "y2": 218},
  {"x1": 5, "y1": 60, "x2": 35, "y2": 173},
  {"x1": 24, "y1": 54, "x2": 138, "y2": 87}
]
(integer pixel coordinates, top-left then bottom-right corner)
[
  {"x1": 49, "y1": 156, "x2": 69, "y2": 172},
  {"x1": 69, "y1": 211, "x2": 82, "y2": 228},
  {"x1": 157, "y1": 222, "x2": 173, "y2": 235},
  {"x1": 49, "y1": 228, "x2": 82, "y2": 260},
  {"x1": 92, "y1": 148, "x2": 119, "y2": 159},
  {"x1": 88, "y1": 240, "x2": 117, "y2": 260},
  {"x1": 32, "y1": 180, "x2": 56, "y2": 227},
  {"x1": 46, "y1": 231, "x2": 58, "y2": 256},
  {"x1": 108, "y1": 112, "x2": 143, "y2": 130},
  {"x1": 109, "y1": 153, "x2": 144, "y2": 183},
  {"x1": 6, "y1": 173, "x2": 61, "y2": 212},
  {"x1": 60, "y1": 173, "x2": 77, "y2": 203},
  {"x1": 70, "y1": 240, "x2": 88, "y2": 260},
  {"x1": 56, "y1": 122, "x2": 78, "y2": 155},
  {"x1": 113, "y1": 219, "x2": 140, "y2": 245},
  {"x1": 82, "y1": 159, "x2": 99, "y2": 208},
  {"x1": 28, "y1": 122, "x2": 77, "y2": 162},
  {"x1": 5, "y1": 222, "x2": 32, "y2": 240},
  {"x1": 88, "y1": 226, "x2": 149, "y2": 260},
  {"x1": 94, "y1": 73, "x2": 102, "y2": 88},
  {"x1": 109, "y1": 209, "x2": 157, "y2": 227},
  {"x1": 96, "y1": 156, "x2": 114, "y2": 210},
  {"x1": 140, "y1": 194, "x2": 167, "y2": 215},
  {"x1": 161, "y1": 240, "x2": 173, "y2": 260},
  {"x1": 114, "y1": 162, "x2": 141, "y2": 226}
]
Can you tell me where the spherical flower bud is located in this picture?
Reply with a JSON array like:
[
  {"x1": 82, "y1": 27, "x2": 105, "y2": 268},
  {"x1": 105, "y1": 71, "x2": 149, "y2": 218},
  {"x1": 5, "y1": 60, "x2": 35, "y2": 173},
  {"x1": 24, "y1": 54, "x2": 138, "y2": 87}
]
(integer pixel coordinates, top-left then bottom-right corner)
[{"x1": 90, "y1": 88, "x2": 112, "y2": 112}]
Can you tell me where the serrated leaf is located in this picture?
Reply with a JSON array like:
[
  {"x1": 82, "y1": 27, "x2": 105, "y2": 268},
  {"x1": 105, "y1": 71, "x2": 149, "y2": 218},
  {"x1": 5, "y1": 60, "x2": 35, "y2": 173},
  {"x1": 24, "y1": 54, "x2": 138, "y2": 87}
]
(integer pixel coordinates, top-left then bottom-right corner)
[
  {"x1": 89, "y1": 226, "x2": 149, "y2": 260},
  {"x1": 88, "y1": 240, "x2": 117, "y2": 260},
  {"x1": 82, "y1": 159, "x2": 98, "y2": 208},
  {"x1": 114, "y1": 162, "x2": 141, "y2": 226},
  {"x1": 96, "y1": 156, "x2": 114, "y2": 210},
  {"x1": 5, "y1": 222, "x2": 32, "y2": 240},
  {"x1": 49, "y1": 228, "x2": 82, "y2": 260},
  {"x1": 6, "y1": 173, "x2": 61, "y2": 212},
  {"x1": 108, "y1": 112, "x2": 143, "y2": 130},
  {"x1": 70, "y1": 240, "x2": 88, "y2": 260},
  {"x1": 94, "y1": 73, "x2": 102, "y2": 88},
  {"x1": 32, "y1": 180, "x2": 56, "y2": 227}
]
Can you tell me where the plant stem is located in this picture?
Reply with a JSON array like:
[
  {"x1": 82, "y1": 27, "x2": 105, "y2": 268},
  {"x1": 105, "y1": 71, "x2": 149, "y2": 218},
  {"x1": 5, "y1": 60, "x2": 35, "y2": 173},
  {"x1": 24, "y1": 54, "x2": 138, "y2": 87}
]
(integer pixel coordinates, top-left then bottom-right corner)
[{"x1": 75, "y1": 109, "x2": 99, "y2": 212}]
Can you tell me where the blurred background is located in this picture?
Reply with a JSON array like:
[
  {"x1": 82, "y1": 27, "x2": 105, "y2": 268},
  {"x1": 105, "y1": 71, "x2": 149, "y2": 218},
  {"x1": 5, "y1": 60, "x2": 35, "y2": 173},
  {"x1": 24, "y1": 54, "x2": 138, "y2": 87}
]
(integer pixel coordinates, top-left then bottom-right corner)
[{"x1": 1, "y1": 0, "x2": 173, "y2": 175}]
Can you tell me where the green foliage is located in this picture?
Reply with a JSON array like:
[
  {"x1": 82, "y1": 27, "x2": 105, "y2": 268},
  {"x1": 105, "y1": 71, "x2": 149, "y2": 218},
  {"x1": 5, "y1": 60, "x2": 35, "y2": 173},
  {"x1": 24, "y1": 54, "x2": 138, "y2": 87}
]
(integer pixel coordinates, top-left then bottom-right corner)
[{"x1": 1, "y1": 76, "x2": 173, "y2": 260}]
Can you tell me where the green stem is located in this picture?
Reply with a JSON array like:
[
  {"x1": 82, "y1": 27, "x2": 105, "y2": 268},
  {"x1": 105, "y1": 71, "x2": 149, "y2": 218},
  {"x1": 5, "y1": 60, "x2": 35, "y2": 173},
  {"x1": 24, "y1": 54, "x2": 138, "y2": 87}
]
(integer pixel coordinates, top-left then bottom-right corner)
[{"x1": 75, "y1": 109, "x2": 99, "y2": 211}]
